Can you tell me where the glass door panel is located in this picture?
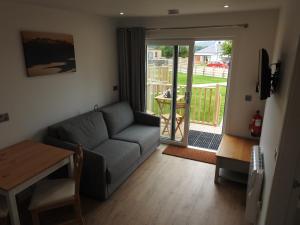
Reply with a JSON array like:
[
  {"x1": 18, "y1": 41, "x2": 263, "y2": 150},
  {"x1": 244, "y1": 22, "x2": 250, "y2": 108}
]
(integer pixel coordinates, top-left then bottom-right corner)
[
  {"x1": 146, "y1": 42, "x2": 194, "y2": 146},
  {"x1": 146, "y1": 45, "x2": 174, "y2": 140}
]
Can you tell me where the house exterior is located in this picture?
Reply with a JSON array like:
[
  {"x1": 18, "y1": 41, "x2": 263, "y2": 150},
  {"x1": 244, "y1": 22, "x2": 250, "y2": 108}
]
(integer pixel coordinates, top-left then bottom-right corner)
[
  {"x1": 194, "y1": 41, "x2": 222, "y2": 64},
  {"x1": 147, "y1": 49, "x2": 162, "y2": 60}
]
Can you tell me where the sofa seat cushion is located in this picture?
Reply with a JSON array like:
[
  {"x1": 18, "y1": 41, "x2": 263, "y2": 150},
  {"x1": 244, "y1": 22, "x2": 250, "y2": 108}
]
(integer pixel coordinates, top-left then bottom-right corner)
[
  {"x1": 57, "y1": 112, "x2": 109, "y2": 149},
  {"x1": 93, "y1": 139, "x2": 140, "y2": 184},
  {"x1": 112, "y1": 124, "x2": 160, "y2": 155},
  {"x1": 101, "y1": 102, "x2": 134, "y2": 136}
]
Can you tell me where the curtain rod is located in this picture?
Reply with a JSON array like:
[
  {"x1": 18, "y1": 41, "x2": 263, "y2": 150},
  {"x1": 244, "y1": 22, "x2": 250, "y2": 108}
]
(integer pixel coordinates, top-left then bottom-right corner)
[{"x1": 146, "y1": 23, "x2": 248, "y2": 31}]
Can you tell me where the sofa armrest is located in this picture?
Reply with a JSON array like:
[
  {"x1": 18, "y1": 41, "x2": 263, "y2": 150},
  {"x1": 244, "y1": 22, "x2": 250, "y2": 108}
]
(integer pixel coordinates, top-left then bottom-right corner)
[
  {"x1": 81, "y1": 149, "x2": 107, "y2": 200},
  {"x1": 134, "y1": 111, "x2": 160, "y2": 127},
  {"x1": 44, "y1": 136, "x2": 108, "y2": 200}
]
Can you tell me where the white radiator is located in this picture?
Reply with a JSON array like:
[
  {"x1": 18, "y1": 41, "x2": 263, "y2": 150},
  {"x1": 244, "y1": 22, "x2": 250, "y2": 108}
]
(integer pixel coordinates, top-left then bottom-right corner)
[{"x1": 245, "y1": 145, "x2": 264, "y2": 224}]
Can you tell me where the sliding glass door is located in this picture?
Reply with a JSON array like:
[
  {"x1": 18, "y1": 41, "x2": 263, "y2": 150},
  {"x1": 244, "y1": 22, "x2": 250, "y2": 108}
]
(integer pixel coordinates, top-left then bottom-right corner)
[{"x1": 146, "y1": 40, "x2": 194, "y2": 146}]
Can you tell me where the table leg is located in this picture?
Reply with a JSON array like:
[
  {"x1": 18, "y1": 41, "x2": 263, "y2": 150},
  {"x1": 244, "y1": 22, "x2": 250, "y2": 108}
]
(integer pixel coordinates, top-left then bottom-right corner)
[
  {"x1": 6, "y1": 192, "x2": 20, "y2": 225},
  {"x1": 214, "y1": 158, "x2": 220, "y2": 184},
  {"x1": 68, "y1": 155, "x2": 74, "y2": 178},
  {"x1": 156, "y1": 101, "x2": 164, "y2": 116}
]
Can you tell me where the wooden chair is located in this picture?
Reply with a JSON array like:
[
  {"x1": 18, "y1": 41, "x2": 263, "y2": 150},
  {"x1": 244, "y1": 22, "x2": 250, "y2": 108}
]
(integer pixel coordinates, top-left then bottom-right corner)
[
  {"x1": 161, "y1": 102, "x2": 186, "y2": 137},
  {"x1": 0, "y1": 196, "x2": 9, "y2": 225},
  {"x1": 29, "y1": 145, "x2": 84, "y2": 225},
  {"x1": 174, "y1": 102, "x2": 186, "y2": 137},
  {"x1": 161, "y1": 113, "x2": 171, "y2": 135}
]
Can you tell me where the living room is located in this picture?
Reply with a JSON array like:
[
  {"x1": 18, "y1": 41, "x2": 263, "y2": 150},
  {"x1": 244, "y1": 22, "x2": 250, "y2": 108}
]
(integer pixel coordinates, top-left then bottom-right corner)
[{"x1": 0, "y1": 0, "x2": 299, "y2": 225}]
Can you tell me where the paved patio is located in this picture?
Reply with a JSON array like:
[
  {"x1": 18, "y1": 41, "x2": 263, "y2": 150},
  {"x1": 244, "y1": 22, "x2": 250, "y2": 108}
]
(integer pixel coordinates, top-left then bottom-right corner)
[{"x1": 190, "y1": 122, "x2": 222, "y2": 134}]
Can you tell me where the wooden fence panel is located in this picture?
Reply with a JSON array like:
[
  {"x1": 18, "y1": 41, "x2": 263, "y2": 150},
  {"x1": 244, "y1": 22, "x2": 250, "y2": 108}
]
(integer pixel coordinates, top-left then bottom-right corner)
[{"x1": 146, "y1": 82, "x2": 222, "y2": 126}]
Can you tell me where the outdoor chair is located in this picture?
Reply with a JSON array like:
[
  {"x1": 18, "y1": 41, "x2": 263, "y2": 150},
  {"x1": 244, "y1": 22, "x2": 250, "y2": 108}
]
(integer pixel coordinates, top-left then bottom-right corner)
[{"x1": 161, "y1": 102, "x2": 186, "y2": 137}]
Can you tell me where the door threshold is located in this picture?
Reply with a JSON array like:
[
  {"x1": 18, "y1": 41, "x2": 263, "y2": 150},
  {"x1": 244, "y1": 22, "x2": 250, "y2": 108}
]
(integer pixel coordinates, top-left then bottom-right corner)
[
  {"x1": 160, "y1": 138, "x2": 186, "y2": 147},
  {"x1": 187, "y1": 145, "x2": 218, "y2": 153}
]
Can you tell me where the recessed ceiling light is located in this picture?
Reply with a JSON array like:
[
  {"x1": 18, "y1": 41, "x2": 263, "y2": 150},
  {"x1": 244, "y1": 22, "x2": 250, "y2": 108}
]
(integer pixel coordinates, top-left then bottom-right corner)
[
  {"x1": 120, "y1": 12, "x2": 124, "y2": 15},
  {"x1": 224, "y1": 4, "x2": 229, "y2": 8}
]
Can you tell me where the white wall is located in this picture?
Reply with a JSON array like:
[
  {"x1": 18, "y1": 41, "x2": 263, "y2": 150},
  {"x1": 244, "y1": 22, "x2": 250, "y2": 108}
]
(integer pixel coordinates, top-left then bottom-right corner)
[
  {"x1": 116, "y1": 10, "x2": 279, "y2": 138},
  {"x1": 258, "y1": 0, "x2": 300, "y2": 224},
  {"x1": 0, "y1": 2, "x2": 118, "y2": 149}
]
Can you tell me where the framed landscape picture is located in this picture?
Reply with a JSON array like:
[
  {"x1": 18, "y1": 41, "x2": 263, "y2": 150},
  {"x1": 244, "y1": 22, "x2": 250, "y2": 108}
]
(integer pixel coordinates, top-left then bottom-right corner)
[{"x1": 21, "y1": 31, "x2": 76, "y2": 77}]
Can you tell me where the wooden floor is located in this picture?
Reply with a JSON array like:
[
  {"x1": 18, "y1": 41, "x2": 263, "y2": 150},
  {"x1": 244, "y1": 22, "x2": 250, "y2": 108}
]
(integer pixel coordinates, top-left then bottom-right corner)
[{"x1": 27, "y1": 145, "x2": 247, "y2": 225}]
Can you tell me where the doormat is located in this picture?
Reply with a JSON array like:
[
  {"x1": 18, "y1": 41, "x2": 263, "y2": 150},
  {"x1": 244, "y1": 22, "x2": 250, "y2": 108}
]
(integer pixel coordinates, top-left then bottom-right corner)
[
  {"x1": 188, "y1": 130, "x2": 222, "y2": 151},
  {"x1": 163, "y1": 145, "x2": 216, "y2": 165}
]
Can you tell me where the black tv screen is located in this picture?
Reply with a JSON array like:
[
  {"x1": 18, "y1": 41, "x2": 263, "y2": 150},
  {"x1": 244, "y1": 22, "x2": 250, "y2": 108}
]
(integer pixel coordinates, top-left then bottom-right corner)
[{"x1": 257, "y1": 48, "x2": 272, "y2": 100}]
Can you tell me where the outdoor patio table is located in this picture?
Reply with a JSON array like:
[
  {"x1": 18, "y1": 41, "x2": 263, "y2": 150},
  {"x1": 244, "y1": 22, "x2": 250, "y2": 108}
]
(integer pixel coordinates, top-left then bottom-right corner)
[{"x1": 155, "y1": 94, "x2": 185, "y2": 135}]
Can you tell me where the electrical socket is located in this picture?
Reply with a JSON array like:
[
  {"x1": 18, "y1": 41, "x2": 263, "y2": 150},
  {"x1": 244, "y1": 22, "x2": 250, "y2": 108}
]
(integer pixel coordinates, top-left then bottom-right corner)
[
  {"x1": 0, "y1": 113, "x2": 9, "y2": 123},
  {"x1": 245, "y1": 95, "x2": 252, "y2": 101}
]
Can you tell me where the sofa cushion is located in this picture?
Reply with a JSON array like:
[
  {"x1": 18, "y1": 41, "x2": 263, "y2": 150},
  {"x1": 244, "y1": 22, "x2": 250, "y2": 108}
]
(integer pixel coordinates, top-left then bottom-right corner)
[
  {"x1": 93, "y1": 139, "x2": 140, "y2": 184},
  {"x1": 112, "y1": 124, "x2": 160, "y2": 155},
  {"x1": 57, "y1": 112, "x2": 109, "y2": 149},
  {"x1": 101, "y1": 102, "x2": 134, "y2": 136}
]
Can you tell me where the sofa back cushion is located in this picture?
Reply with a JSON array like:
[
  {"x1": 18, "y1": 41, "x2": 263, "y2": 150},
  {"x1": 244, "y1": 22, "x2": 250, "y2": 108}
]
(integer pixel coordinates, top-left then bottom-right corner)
[
  {"x1": 101, "y1": 102, "x2": 134, "y2": 136},
  {"x1": 52, "y1": 112, "x2": 109, "y2": 149}
]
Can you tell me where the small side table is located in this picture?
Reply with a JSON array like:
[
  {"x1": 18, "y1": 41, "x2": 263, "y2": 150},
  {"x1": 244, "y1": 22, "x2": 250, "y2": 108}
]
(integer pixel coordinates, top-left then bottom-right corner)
[{"x1": 215, "y1": 134, "x2": 259, "y2": 183}]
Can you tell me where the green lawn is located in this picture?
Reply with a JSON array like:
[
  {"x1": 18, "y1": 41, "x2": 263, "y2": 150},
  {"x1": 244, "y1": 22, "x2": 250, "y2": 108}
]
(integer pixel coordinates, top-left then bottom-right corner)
[
  {"x1": 149, "y1": 73, "x2": 227, "y2": 125},
  {"x1": 177, "y1": 72, "x2": 227, "y2": 85}
]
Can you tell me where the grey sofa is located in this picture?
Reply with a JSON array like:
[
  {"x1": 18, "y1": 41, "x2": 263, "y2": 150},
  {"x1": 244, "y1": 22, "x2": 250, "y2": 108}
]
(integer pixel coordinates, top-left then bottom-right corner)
[{"x1": 44, "y1": 102, "x2": 160, "y2": 200}]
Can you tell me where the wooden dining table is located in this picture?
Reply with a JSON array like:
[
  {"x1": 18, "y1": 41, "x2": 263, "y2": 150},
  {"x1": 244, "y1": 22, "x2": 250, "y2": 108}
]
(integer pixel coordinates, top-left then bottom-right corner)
[{"x1": 0, "y1": 140, "x2": 74, "y2": 225}]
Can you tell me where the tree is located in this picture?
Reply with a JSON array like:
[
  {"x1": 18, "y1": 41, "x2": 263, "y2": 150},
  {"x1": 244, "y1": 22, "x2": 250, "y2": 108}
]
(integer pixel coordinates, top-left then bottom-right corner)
[
  {"x1": 179, "y1": 46, "x2": 188, "y2": 58},
  {"x1": 159, "y1": 46, "x2": 189, "y2": 58},
  {"x1": 220, "y1": 41, "x2": 232, "y2": 56},
  {"x1": 160, "y1": 46, "x2": 173, "y2": 58}
]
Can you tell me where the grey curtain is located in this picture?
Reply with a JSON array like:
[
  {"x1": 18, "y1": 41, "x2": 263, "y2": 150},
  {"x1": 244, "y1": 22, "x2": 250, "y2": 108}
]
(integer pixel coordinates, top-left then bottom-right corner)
[{"x1": 117, "y1": 27, "x2": 146, "y2": 112}]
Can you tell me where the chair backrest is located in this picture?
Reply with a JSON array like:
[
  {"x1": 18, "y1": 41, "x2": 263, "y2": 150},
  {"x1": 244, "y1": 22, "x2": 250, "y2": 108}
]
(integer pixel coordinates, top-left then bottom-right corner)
[
  {"x1": 74, "y1": 144, "x2": 83, "y2": 198},
  {"x1": 176, "y1": 102, "x2": 186, "y2": 109},
  {"x1": 176, "y1": 102, "x2": 186, "y2": 116}
]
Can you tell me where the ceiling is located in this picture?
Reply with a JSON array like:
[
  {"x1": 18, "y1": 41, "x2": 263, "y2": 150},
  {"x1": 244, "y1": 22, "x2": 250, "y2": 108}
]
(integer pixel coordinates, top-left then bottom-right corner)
[{"x1": 8, "y1": 0, "x2": 283, "y2": 17}]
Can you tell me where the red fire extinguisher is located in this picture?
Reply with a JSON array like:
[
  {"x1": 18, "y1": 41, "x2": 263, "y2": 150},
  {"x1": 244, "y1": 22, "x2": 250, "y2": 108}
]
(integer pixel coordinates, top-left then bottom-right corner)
[{"x1": 249, "y1": 110, "x2": 263, "y2": 137}]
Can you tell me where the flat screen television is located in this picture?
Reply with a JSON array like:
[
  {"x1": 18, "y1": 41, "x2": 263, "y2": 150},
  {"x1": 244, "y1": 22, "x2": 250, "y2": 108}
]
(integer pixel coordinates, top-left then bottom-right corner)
[{"x1": 256, "y1": 48, "x2": 272, "y2": 100}]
